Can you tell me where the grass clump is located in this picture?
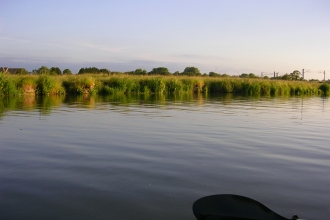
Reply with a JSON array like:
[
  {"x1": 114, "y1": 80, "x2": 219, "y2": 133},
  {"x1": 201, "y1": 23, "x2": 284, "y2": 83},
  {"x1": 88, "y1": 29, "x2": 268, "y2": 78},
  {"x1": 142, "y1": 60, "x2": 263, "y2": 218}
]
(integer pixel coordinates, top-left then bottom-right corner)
[
  {"x1": 63, "y1": 76, "x2": 97, "y2": 94},
  {"x1": 319, "y1": 83, "x2": 330, "y2": 95},
  {"x1": 37, "y1": 75, "x2": 65, "y2": 95},
  {"x1": 19, "y1": 76, "x2": 37, "y2": 94},
  {"x1": 0, "y1": 73, "x2": 19, "y2": 96},
  {"x1": 0, "y1": 73, "x2": 324, "y2": 97}
]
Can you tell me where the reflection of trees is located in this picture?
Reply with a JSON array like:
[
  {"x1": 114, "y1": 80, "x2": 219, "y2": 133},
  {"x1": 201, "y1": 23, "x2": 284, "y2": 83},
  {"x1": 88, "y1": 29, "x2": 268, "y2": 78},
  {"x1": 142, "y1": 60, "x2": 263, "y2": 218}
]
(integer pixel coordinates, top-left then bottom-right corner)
[{"x1": 0, "y1": 94, "x2": 324, "y2": 120}]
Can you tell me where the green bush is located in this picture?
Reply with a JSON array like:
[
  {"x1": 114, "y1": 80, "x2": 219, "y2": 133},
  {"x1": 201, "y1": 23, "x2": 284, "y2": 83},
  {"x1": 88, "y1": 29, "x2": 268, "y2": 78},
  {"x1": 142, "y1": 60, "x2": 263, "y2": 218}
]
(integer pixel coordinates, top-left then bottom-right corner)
[
  {"x1": 0, "y1": 73, "x2": 19, "y2": 96},
  {"x1": 319, "y1": 83, "x2": 330, "y2": 95},
  {"x1": 37, "y1": 75, "x2": 64, "y2": 95}
]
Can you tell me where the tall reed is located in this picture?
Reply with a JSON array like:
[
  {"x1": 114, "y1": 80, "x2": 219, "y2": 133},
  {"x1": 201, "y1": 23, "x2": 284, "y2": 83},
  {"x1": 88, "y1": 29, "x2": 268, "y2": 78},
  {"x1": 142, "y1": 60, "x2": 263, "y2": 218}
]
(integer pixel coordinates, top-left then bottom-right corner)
[
  {"x1": 0, "y1": 73, "x2": 325, "y2": 97},
  {"x1": 36, "y1": 75, "x2": 65, "y2": 95}
]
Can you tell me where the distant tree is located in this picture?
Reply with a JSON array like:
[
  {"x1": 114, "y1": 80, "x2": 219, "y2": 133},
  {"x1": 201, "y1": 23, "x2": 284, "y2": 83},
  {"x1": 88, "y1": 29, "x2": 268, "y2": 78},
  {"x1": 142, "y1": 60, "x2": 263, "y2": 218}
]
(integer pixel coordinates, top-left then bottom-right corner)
[
  {"x1": 182, "y1": 67, "x2": 201, "y2": 76},
  {"x1": 63, "y1": 69, "x2": 73, "y2": 75},
  {"x1": 148, "y1": 67, "x2": 170, "y2": 76},
  {"x1": 78, "y1": 67, "x2": 101, "y2": 74},
  {"x1": 36, "y1": 66, "x2": 50, "y2": 75},
  {"x1": 173, "y1": 71, "x2": 180, "y2": 76},
  {"x1": 239, "y1": 73, "x2": 258, "y2": 78},
  {"x1": 281, "y1": 74, "x2": 291, "y2": 80},
  {"x1": 209, "y1": 72, "x2": 220, "y2": 77},
  {"x1": 290, "y1": 70, "x2": 301, "y2": 80},
  {"x1": 239, "y1": 73, "x2": 249, "y2": 78},
  {"x1": 99, "y1": 68, "x2": 111, "y2": 74},
  {"x1": 50, "y1": 67, "x2": 62, "y2": 75},
  {"x1": 248, "y1": 73, "x2": 258, "y2": 78},
  {"x1": 133, "y1": 68, "x2": 147, "y2": 75},
  {"x1": 14, "y1": 68, "x2": 29, "y2": 75}
]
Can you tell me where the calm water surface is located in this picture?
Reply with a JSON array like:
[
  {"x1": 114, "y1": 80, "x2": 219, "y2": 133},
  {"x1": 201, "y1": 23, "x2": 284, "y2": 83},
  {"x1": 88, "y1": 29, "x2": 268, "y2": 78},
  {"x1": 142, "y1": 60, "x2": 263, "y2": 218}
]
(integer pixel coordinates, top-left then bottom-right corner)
[{"x1": 1, "y1": 94, "x2": 329, "y2": 220}]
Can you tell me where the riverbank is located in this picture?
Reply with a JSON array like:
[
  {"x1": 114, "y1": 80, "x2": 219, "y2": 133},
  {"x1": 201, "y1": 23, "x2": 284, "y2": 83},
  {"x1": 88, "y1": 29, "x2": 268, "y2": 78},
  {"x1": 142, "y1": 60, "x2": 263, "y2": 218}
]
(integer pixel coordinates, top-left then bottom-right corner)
[{"x1": 0, "y1": 74, "x2": 329, "y2": 96}]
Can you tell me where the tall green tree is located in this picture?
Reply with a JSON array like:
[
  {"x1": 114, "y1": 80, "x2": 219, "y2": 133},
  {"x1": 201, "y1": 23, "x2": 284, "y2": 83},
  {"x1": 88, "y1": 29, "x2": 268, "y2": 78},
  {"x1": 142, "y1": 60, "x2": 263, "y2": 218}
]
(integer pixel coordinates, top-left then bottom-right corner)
[
  {"x1": 209, "y1": 72, "x2": 220, "y2": 77},
  {"x1": 99, "y1": 68, "x2": 111, "y2": 74},
  {"x1": 131, "y1": 68, "x2": 147, "y2": 75},
  {"x1": 50, "y1": 67, "x2": 62, "y2": 75},
  {"x1": 36, "y1": 66, "x2": 50, "y2": 75},
  {"x1": 148, "y1": 67, "x2": 170, "y2": 76},
  {"x1": 290, "y1": 70, "x2": 301, "y2": 80},
  {"x1": 63, "y1": 69, "x2": 73, "y2": 75},
  {"x1": 281, "y1": 74, "x2": 291, "y2": 80},
  {"x1": 182, "y1": 67, "x2": 201, "y2": 76},
  {"x1": 78, "y1": 67, "x2": 100, "y2": 74},
  {"x1": 14, "y1": 68, "x2": 29, "y2": 75}
]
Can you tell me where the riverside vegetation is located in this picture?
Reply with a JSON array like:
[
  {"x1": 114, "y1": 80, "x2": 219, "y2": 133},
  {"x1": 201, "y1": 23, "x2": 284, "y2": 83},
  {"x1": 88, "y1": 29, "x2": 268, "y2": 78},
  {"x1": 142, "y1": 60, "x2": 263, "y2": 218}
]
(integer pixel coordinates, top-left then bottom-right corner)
[{"x1": 0, "y1": 66, "x2": 329, "y2": 96}]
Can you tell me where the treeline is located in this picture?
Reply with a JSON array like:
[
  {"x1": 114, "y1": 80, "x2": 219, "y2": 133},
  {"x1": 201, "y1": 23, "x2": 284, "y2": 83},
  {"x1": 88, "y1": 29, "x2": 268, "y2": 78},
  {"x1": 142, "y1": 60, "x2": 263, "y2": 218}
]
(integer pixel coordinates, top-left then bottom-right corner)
[{"x1": 3, "y1": 66, "x2": 326, "y2": 83}]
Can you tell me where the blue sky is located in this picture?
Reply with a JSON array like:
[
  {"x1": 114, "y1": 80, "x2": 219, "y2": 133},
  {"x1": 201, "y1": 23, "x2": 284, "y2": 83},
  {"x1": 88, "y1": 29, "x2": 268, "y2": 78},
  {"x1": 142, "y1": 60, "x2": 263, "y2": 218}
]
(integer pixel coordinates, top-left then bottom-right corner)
[{"x1": 1, "y1": 0, "x2": 329, "y2": 79}]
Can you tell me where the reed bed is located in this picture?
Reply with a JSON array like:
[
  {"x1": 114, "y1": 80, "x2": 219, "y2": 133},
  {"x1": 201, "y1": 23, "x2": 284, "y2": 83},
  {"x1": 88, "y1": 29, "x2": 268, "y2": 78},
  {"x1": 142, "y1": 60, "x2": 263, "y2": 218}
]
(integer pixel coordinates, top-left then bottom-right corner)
[{"x1": 0, "y1": 73, "x2": 327, "y2": 96}]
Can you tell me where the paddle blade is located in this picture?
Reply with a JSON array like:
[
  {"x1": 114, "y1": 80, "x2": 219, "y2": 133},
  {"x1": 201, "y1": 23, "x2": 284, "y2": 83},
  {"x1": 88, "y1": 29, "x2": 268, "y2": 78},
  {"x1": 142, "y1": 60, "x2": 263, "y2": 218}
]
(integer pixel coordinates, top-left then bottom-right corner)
[{"x1": 193, "y1": 194, "x2": 289, "y2": 220}]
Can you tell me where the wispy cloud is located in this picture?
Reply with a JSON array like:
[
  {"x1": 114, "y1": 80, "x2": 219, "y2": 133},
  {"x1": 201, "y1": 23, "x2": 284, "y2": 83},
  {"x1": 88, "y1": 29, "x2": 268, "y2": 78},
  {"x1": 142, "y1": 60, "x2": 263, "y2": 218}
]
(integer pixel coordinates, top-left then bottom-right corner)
[{"x1": 0, "y1": 36, "x2": 70, "y2": 49}]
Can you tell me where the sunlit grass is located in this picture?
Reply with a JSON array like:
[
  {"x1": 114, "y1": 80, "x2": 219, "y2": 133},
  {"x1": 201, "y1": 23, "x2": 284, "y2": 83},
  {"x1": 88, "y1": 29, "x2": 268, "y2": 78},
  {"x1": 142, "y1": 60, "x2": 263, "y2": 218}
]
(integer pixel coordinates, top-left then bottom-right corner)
[{"x1": 0, "y1": 72, "x2": 326, "y2": 96}]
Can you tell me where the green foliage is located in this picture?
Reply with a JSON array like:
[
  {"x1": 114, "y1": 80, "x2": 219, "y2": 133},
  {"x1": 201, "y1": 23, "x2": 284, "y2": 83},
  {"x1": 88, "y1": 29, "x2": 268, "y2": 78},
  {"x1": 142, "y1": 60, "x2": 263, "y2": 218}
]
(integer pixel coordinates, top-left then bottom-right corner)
[
  {"x1": 290, "y1": 70, "x2": 301, "y2": 80},
  {"x1": 166, "y1": 78, "x2": 183, "y2": 93},
  {"x1": 281, "y1": 74, "x2": 291, "y2": 80},
  {"x1": 319, "y1": 83, "x2": 330, "y2": 95},
  {"x1": 101, "y1": 77, "x2": 140, "y2": 94},
  {"x1": 180, "y1": 78, "x2": 195, "y2": 92},
  {"x1": 181, "y1": 67, "x2": 201, "y2": 76},
  {"x1": 0, "y1": 73, "x2": 323, "y2": 97},
  {"x1": 78, "y1": 67, "x2": 110, "y2": 74},
  {"x1": 141, "y1": 78, "x2": 166, "y2": 93},
  {"x1": 19, "y1": 77, "x2": 37, "y2": 93},
  {"x1": 99, "y1": 68, "x2": 111, "y2": 74},
  {"x1": 50, "y1": 67, "x2": 62, "y2": 75},
  {"x1": 14, "y1": 68, "x2": 29, "y2": 75},
  {"x1": 63, "y1": 69, "x2": 73, "y2": 75},
  {"x1": 209, "y1": 72, "x2": 221, "y2": 77},
  {"x1": 0, "y1": 73, "x2": 4, "y2": 94},
  {"x1": 126, "y1": 68, "x2": 147, "y2": 75},
  {"x1": 239, "y1": 73, "x2": 258, "y2": 78},
  {"x1": 63, "y1": 76, "x2": 97, "y2": 94},
  {"x1": 0, "y1": 73, "x2": 19, "y2": 96},
  {"x1": 35, "y1": 66, "x2": 50, "y2": 75},
  {"x1": 148, "y1": 67, "x2": 170, "y2": 76},
  {"x1": 37, "y1": 75, "x2": 64, "y2": 94}
]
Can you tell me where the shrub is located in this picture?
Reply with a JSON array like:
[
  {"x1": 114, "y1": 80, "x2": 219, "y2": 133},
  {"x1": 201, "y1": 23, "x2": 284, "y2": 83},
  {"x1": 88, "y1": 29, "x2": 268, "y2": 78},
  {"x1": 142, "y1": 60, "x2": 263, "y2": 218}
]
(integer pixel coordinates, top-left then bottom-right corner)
[
  {"x1": 319, "y1": 83, "x2": 330, "y2": 95},
  {"x1": 0, "y1": 73, "x2": 19, "y2": 96},
  {"x1": 37, "y1": 75, "x2": 64, "y2": 95}
]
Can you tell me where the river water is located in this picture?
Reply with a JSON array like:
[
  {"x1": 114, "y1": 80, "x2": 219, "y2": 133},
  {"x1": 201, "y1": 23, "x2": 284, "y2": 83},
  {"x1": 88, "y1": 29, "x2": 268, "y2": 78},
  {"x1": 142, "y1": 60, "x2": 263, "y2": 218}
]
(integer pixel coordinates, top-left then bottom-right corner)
[{"x1": 0, "y1": 94, "x2": 329, "y2": 220}]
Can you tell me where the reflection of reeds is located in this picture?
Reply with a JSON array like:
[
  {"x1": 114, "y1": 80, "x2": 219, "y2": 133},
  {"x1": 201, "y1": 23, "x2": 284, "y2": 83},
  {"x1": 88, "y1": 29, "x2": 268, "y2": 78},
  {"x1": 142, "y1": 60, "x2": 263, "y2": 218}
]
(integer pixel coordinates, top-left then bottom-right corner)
[
  {"x1": 22, "y1": 94, "x2": 37, "y2": 110},
  {"x1": 0, "y1": 92, "x2": 326, "y2": 117},
  {"x1": 0, "y1": 73, "x2": 327, "y2": 96}
]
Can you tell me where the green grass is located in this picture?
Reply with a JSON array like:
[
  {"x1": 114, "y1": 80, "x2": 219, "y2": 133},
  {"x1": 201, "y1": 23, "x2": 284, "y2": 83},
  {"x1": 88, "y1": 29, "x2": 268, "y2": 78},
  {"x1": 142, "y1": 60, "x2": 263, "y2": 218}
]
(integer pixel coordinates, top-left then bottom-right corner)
[{"x1": 0, "y1": 73, "x2": 326, "y2": 97}]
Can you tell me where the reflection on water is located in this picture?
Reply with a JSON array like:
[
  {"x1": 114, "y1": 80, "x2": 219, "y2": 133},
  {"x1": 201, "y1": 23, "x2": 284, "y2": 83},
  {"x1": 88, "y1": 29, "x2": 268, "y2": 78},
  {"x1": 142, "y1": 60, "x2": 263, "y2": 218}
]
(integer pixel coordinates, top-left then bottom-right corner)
[
  {"x1": 1, "y1": 93, "x2": 327, "y2": 117},
  {"x1": 0, "y1": 94, "x2": 330, "y2": 220}
]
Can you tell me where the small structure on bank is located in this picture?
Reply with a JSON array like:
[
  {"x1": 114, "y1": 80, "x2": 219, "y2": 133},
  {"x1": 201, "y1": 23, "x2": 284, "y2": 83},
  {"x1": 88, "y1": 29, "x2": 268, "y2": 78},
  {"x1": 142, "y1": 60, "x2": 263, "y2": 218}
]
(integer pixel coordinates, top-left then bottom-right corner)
[{"x1": 1, "y1": 67, "x2": 27, "y2": 74}]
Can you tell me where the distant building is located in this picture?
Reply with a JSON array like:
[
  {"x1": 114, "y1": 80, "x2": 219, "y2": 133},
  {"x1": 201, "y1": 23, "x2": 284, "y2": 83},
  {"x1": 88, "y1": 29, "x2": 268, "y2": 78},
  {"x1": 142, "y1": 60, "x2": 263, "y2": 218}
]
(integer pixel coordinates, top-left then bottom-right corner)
[{"x1": 1, "y1": 67, "x2": 26, "y2": 74}]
